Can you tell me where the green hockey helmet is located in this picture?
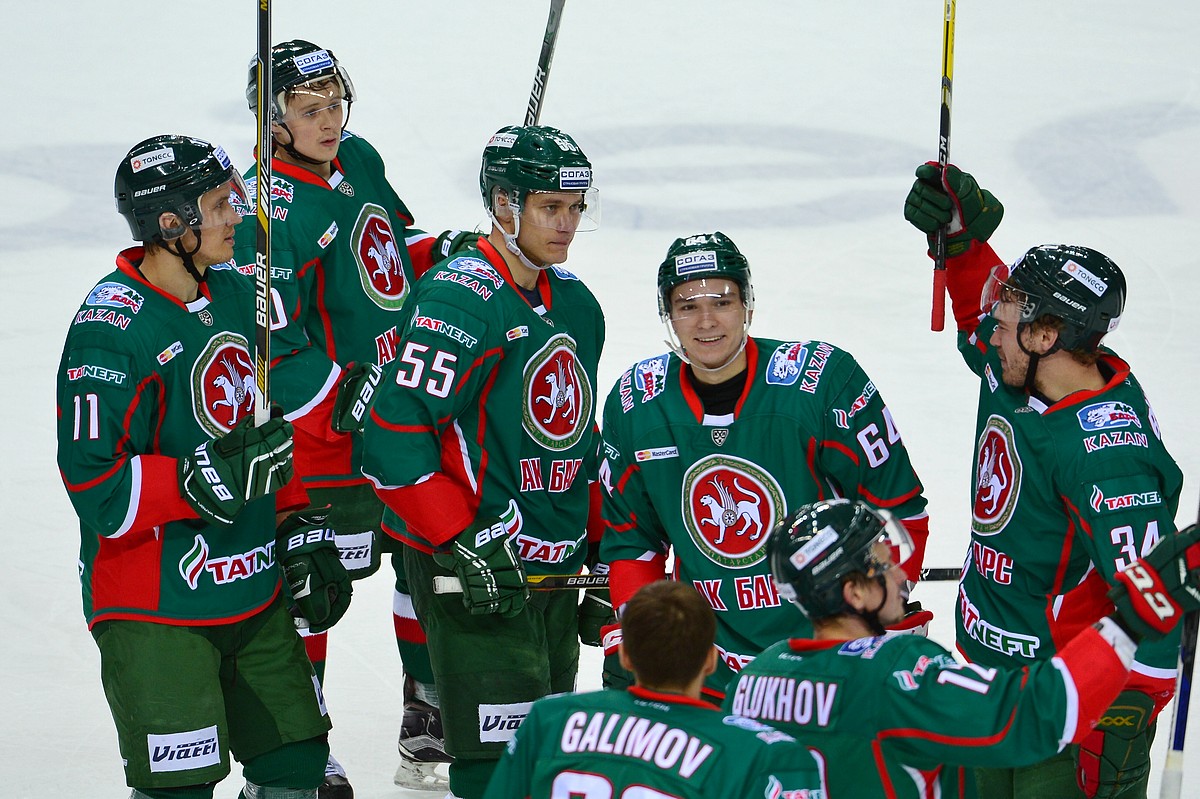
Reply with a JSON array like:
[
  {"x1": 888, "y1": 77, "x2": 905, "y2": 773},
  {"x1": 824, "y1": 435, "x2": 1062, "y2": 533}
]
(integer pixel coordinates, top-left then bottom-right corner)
[
  {"x1": 982, "y1": 244, "x2": 1125, "y2": 352},
  {"x1": 656, "y1": 231, "x2": 754, "y2": 319},
  {"x1": 245, "y1": 39, "x2": 356, "y2": 122},
  {"x1": 479, "y1": 125, "x2": 597, "y2": 226},
  {"x1": 768, "y1": 499, "x2": 913, "y2": 621},
  {"x1": 114, "y1": 134, "x2": 244, "y2": 243}
]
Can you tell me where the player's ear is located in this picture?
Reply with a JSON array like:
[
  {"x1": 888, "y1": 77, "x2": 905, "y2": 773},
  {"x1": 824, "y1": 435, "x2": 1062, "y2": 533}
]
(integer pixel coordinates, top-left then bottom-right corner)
[
  {"x1": 159, "y1": 212, "x2": 185, "y2": 240},
  {"x1": 702, "y1": 646, "x2": 718, "y2": 678},
  {"x1": 618, "y1": 642, "x2": 633, "y2": 673}
]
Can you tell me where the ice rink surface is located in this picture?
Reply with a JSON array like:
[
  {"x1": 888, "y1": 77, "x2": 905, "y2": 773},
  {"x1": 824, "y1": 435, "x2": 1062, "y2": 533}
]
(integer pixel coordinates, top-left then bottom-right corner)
[{"x1": 3, "y1": 1, "x2": 1198, "y2": 796}]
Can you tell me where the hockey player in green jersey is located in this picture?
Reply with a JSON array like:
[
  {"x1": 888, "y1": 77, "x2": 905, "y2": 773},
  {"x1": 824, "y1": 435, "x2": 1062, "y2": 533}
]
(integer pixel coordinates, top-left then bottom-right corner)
[
  {"x1": 903, "y1": 165, "x2": 1185, "y2": 799},
  {"x1": 235, "y1": 39, "x2": 476, "y2": 794},
  {"x1": 361, "y1": 124, "x2": 606, "y2": 799},
  {"x1": 483, "y1": 580, "x2": 826, "y2": 799},
  {"x1": 598, "y1": 231, "x2": 931, "y2": 702},
  {"x1": 57, "y1": 135, "x2": 352, "y2": 799},
  {"x1": 726, "y1": 499, "x2": 1200, "y2": 799}
]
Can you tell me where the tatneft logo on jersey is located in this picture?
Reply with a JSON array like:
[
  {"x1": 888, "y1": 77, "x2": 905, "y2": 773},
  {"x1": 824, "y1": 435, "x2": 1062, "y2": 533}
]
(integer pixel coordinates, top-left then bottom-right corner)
[
  {"x1": 1090, "y1": 485, "x2": 1162, "y2": 513},
  {"x1": 130, "y1": 147, "x2": 174, "y2": 173},
  {"x1": 683, "y1": 455, "x2": 784, "y2": 568},
  {"x1": 675, "y1": 250, "x2": 717, "y2": 276},
  {"x1": 66, "y1": 364, "x2": 126, "y2": 385},
  {"x1": 147, "y1": 725, "x2": 220, "y2": 773},
  {"x1": 1063, "y1": 259, "x2": 1108, "y2": 296},
  {"x1": 87, "y1": 282, "x2": 144, "y2": 314},
  {"x1": 522, "y1": 334, "x2": 593, "y2": 451},
  {"x1": 831, "y1": 380, "x2": 876, "y2": 429},
  {"x1": 294, "y1": 50, "x2": 334, "y2": 74},
  {"x1": 178, "y1": 534, "x2": 276, "y2": 590},
  {"x1": 353, "y1": 203, "x2": 408, "y2": 310},
  {"x1": 1077, "y1": 401, "x2": 1141, "y2": 431},
  {"x1": 191, "y1": 332, "x2": 255, "y2": 436},
  {"x1": 972, "y1": 415, "x2": 1022, "y2": 536}
]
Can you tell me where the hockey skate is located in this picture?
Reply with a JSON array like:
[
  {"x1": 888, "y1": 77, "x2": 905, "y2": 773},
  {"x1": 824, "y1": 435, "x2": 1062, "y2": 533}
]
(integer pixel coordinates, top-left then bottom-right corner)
[
  {"x1": 394, "y1": 676, "x2": 453, "y2": 791},
  {"x1": 320, "y1": 754, "x2": 353, "y2": 799}
]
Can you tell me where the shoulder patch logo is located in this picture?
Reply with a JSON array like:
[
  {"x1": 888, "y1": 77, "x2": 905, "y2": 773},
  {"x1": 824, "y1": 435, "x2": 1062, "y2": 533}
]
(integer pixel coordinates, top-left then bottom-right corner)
[
  {"x1": 87, "y1": 282, "x2": 144, "y2": 314},
  {"x1": 353, "y1": 203, "x2": 408, "y2": 310},
  {"x1": 683, "y1": 455, "x2": 784, "y2": 568},
  {"x1": 634, "y1": 355, "x2": 668, "y2": 403},
  {"x1": 972, "y1": 415, "x2": 1022, "y2": 536},
  {"x1": 765, "y1": 342, "x2": 808, "y2": 386},
  {"x1": 1077, "y1": 401, "x2": 1141, "y2": 432}
]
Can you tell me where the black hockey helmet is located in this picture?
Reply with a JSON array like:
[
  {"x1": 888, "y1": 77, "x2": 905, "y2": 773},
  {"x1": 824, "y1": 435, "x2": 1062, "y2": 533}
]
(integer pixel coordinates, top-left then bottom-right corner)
[{"x1": 245, "y1": 39, "x2": 356, "y2": 123}]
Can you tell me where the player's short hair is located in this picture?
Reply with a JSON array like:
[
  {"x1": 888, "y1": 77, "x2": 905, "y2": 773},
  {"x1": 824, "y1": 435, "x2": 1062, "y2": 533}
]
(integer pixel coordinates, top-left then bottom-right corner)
[{"x1": 621, "y1": 581, "x2": 715, "y2": 689}]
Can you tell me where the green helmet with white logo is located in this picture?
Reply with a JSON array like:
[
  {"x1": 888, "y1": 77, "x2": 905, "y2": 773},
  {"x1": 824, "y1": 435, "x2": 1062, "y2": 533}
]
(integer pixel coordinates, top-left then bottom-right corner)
[
  {"x1": 479, "y1": 125, "x2": 593, "y2": 213},
  {"x1": 114, "y1": 135, "x2": 239, "y2": 243},
  {"x1": 656, "y1": 231, "x2": 754, "y2": 319},
  {"x1": 245, "y1": 39, "x2": 356, "y2": 121},
  {"x1": 768, "y1": 499, "x2": 908, "y2": 621},
  {"x1": 984, "y1": 244, "x2": 1125, "y2": 352}
]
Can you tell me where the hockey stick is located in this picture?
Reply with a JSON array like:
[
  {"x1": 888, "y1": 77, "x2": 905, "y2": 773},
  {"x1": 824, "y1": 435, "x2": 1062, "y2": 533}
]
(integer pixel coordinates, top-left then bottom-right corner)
[
  {"x1": 434, "y1": 572, "x2": 606, "y2": 594},
  {"x1": 525, "y1": 0, "x2": 566, "y2": 126},
  {"x1": 252, "y1": 0, "x2": 273, "y2": 426},
  {"x1": 930, "y1": 0, "x2": 956, "y2": 332},
  {"x1": 1159, "y1": 494, "x2": 1200, "y2": 798},
  {"x1": 434, "y1": 567, "x2": 964, "y2": 595}
]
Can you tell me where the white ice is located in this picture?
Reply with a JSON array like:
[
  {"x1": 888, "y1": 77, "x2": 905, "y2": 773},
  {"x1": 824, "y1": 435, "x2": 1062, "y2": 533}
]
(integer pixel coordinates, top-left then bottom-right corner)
[{"x1": 4, "y1": 1, "x2": 1198, "y2": 797}]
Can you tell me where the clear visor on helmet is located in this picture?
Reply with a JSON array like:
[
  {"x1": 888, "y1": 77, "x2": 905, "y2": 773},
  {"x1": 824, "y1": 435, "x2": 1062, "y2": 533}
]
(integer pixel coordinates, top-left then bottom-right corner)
[
  {"x1": 866, "y1": 508, "x2": 915, "y2": 577},
  {"x1": 278, "y1": 77, "x2": 349, "y2": 126},
  {"x1": 186, "y1": 172, "x2": 250, "y2": 236},
  {"x1": 518, "y1": 188, "x2": 601, "y2": 233},
  {"x1": 665, "y1": 279, "x2": 749, "y2": 322},
  {"x1": 981, "y1": 262, "x2": 1039, "y2": 323}
]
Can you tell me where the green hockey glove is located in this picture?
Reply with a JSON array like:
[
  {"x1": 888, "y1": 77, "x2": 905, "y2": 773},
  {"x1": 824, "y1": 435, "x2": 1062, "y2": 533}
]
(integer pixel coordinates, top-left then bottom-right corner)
[
  {"x1": 178, "y1": 409, "x2": 294, "y2": 526},
  {"x1": 433, "y1": 518, "x2": 528, "y2": 617},
  {"x1": 1109, "y1": 522, "x2": 1200, "y2": 642},
  {"x1": 600, "y1": 623, "x2": 634, "y2": 690},
  {"x1": 579, "y1": 585, "x2": 615, "y2": 647},
  {"x1": 432, "y1": 229, "x2": 482, "y2": 261},
  {"x1": 1075, "y1": 689, "x2": 1156, "y2": 798},
  {"x1": 277, "y1": 505, "x2": 353, "y2": 633},
  {"x1": 903, "y1": 162, "x2": 1004, "y2": 257},
  {"x1": 331, "y1": 361, "x2": 383, "y2": 434}
]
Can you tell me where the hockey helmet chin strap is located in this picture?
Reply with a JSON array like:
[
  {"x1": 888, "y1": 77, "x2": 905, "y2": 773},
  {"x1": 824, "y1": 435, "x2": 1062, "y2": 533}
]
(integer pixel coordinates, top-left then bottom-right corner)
[
  {"x1": 167, "y1": 230, "x2": 208, "y2": 289},
  {"x1": 663, "y1": 309, "x2": 751, "y2": 376},
  {"x1": 1015, "y1": 321, "x2": 1062, "y2": 395},
  {"x1": 487, "y1": 206, "x2": 558, "y2": 273},
  {"x1": 845, "y1": 572, "x2": 891, "y2": 637}
]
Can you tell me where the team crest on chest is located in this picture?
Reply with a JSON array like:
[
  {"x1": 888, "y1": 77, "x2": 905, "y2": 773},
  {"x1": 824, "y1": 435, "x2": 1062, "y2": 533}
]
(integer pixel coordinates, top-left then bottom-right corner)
[
  {"x1": 192, "y1": 332, "x2": 256, "y2": 436},
  {"x1": 353, "y1": 203, "x2": 408, "y2": 310},
  {"x1": 682, "y1": 455, "x2": 784, "y2": 568},
  {"x1": 522, "y1": 334, "x2": 593, "y2": 451},
  {"x1": 972, "y1": 414, "x2": 1022, "y2": 535}
]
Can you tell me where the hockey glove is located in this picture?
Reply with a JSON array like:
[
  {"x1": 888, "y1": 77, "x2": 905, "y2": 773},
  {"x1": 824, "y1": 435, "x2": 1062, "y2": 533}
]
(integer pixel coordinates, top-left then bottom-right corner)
[
  {"x1": 1108, "y1": 522, "x2": 1200, "y2": 642},
  {"x1": 433, "y1": 518, "x2": 528, "y2": 617},
  {"x1": 1075, "y1": 689, "x2": 1156, "y2": 798},
  {"x1": 600, "y1": 623, "x2": 634, "y2": 690},
  {"x1": 903, "y1": 162, "x2": 1004, "y2": 258},
  {"x1": 178, "y1": 408, "x2": 294, "y2": 526},
  {"x1": 331, "y1": 361, "x2": 384, "y2": 434},
  {"x1": 579, "y1": 585, "x2": 615, "y2": 646},
  {"x1": 886, "y1": 601, "x2": 934, "y2": 637},
  {"x1": 277, "y1": 505, "x2": 353, "y2": 633},
  {"x1": 432, "y1": 229, "x2": 482, "y2": 261}
]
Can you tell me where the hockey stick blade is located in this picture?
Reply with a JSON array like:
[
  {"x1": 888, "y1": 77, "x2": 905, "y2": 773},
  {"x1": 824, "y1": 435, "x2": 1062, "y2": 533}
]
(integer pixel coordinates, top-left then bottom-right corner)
[{"x1": 433, "y1": 572, "x2": 607, "y2": 594}]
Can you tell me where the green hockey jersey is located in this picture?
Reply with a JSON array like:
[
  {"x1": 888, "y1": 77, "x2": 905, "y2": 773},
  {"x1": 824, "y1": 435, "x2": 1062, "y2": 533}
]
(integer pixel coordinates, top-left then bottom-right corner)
[
  {"x1": 56, "y1": 250, "x2": 304, "y2": 626},
  {"x1": 361, "y1": 238, "x2": 604, "y2": 573},
  {"x1": 484, "y1": 685, "x2": 826, "y2": 799},
  {"x1": 232, "y1": 132, "x2": 437, "y2": 485},
  {"x1": 599, "y1": 337, "x2": 927, "y2": 694},
  {"x1": 725, "y1": 625, "x2": 1132, "y2": 799},
  {"x1": 947, "y1": 244, "x2": 1182, "y2": 695}
]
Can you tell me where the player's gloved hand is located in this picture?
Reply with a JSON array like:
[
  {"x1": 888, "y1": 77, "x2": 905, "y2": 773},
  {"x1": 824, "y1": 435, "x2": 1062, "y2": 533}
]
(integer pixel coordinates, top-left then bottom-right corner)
[
  {"x1": 1075, "y1": 689, "x2": 1156, "y2": 798},
  {"x1": 178, "y1": 406, "x2": 294, "y2": 526},
  {"x1": 332, "y1": 361, "x2": 383, "y2": 434},
  {"x1": 886, "y1": 601, "x2": 934, "y2": 637},
  {"x1": 600, "y1": 623, "x2": 634, "y2": 690},
  {"x1": 433, "y1": 518, "x2": 528, "y2": 617},
  {"x1": 903, "y1": 162, "x2": 1004, "y2": 258},
  {"x1": 579, "y1": 583, "x2": 615, "y2": 647},
  {"x1": 1108, "y1": 522, "x2": 1200, "y2": 642},
  {"x1": 432, "y1": 229, "x2": 482, "y2": 261},
  {"x1": 277, "y1": 505, "x2": 354, "y2": 633}
]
